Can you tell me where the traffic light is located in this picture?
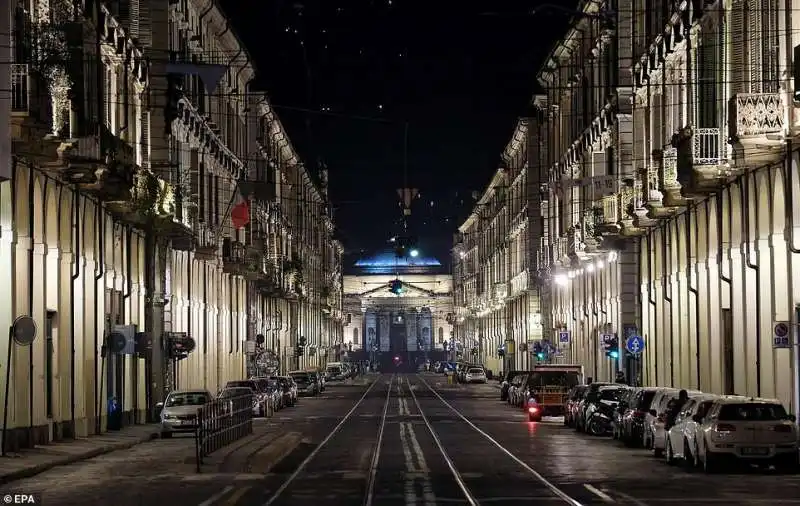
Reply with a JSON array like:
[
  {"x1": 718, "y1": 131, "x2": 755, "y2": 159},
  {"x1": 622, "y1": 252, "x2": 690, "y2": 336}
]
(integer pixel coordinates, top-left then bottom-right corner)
[
  {"x1": 298, "y1": 336, "x2": 307, "y2": 347},
  {"x1": 134, "y1": 332, "x2": 152, "y2": 356},
  {"x1": 296, "y1": 345, "x2": 304, "y2": 356},
  {"x1": 605, "y1": 336, "x2": 620, "y2": 359},
  {"x1": 532, "y1": 341, "x2": 545, "y2": 361},
  {"x1": 389, "y1": 279, "x2": 404, "y2": 295},
  {"x1": 166, "y1": 333, "x2": 196, "y2": 361}
]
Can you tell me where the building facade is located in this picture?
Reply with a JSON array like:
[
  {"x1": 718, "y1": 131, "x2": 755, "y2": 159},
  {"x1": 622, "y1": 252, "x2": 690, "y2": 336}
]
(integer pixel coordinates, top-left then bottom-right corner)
[
  {"x1": 343, "y1": 251, "x2": 452, "y2": 368},
  {"x1": 1, "y1": 0, "x2": 342, "y2": 450},
  {"x1": 452, "y1": 120, "x2": 550, "y2": 375},
  {"x1": 468, "y1": 0, "x2": 800, "y2": 413}
]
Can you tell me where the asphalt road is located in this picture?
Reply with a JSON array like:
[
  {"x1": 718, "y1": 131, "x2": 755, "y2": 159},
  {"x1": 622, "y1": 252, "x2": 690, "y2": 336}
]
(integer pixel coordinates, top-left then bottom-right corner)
[{"x1": 4, "y1": 373, "x2": 800, "y2": 505}]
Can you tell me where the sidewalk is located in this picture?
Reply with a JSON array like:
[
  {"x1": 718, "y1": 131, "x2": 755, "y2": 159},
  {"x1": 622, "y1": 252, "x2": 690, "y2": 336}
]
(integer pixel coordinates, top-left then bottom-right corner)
[
  {"x1": 197, "y1": 421, "x2": 297, "y2": 475},
  {"x1": 0, "y1": 423, "x2": 160, "y2": 485}
]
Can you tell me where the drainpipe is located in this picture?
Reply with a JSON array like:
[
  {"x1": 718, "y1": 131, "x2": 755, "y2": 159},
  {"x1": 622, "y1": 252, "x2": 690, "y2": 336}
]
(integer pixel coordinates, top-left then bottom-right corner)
[
  {"x1": 123, "y1": 229, "x2": 133, "y2": 418},
  {"x1": 647, "y1": 234, "x2": 658, "y2": 383},
  {"x1": 93, "y1": 210, "x2": 105, "y2": 434},
  {"x1": 70, "y1": 190, "x2": 83, "y2": 435},
  {"x1": 741, "y1": 173, "x2": 761, "y2": 396},
  {"x1": 202, "y1": 264, "x2": 207, "y2": 390},
  {"x1": 661, "y1": 225, "x2": 674, "y2": 385},
  {"x1": 185, "y1": 257, "x2": 192, "y2": 389},
  {"x1": 685, "y1": 210, "x2": 701, "y2": 388},
  {"x1": 27, "y1": 174, "x2": 34, "y2": 437},
  {"x1": 716, "y1": 196, "x2": 732, "y2": 284},
  {"x1": 784, "y1": 139, "x2": 800, "y2": 254}
]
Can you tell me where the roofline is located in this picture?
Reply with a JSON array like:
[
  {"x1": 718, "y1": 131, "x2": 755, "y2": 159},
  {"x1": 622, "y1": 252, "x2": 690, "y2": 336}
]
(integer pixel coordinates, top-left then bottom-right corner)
[
  {"x1": 501, "y1": 118, "x2": 529, "y2": 165},
  {"x1": 457, "y1": 168, "x2": 506, "y2": 233},
  {"x1": 535, "y1": 0, "x2": 603, "y2": 88}
]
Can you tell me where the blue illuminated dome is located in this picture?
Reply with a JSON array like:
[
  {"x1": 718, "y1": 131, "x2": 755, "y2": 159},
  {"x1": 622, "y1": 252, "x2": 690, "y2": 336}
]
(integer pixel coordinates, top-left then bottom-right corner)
[{"x1": 352, "y1": 249, "x2": 444, "y2": 274}]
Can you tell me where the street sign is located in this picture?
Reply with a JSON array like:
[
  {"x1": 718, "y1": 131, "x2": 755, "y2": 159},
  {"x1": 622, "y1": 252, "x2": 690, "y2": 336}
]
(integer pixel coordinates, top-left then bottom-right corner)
[
  {"x1": 625, "y1": 335, "x2": 645, "y2": 354},
  {"x1": 773, "y1": 321, "x2": 791, "y2": 349},
  {"x1": 601, "y1": 333, "x2": 614, "y2": 346},
  {"x1": 558, "y1": 331, "x2": 570, "y2": 343}
]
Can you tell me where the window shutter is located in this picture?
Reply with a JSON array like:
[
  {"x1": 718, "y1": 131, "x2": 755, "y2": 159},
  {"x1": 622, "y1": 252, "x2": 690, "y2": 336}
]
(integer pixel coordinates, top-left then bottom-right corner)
[
  {"x1": 698, "y1": 28, "x2": 718, "y2": 127},
  {"x1": 747, "y1": 0, "x2": 762, "y2": 93},
  {"x1": 761, "y1": 0, "x2": 779, "y2": 93},
  {"x1": 730, "y1": 0, "x2": 748, "y2": 95}
]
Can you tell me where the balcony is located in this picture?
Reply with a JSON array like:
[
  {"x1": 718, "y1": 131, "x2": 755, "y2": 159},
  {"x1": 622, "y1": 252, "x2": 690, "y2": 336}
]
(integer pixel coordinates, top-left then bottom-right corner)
[
  {"x1": 674, "y1": 127, "x2": 729, "y2": 196},
  {"x1": 553, "y1": 235, "x2": 569, "y2": 265},
  {"x1": 10, "y1": 64, "x2": 51, "y2": 144},
  {"x1": 509, "y1": 270, "x2": 530, "y2": 296},
  {"x1": 194, "y1": 222, "x2": 219, "y2": 261},
  {"x1": 222, "y1": 238, "x2": 247, "y2": 275},
  {"x1": 566, "y1": 226, "x2": 590, "y2": 261},
  {"x1": 729, "y1": 93, "x2": 786, "y2": 166},
  {"x1": 621, "y1": 177, "x2": 649, "y2": 236},
  {"x1": 595, "y1": 194, "x2": 621, "y2": 236}
]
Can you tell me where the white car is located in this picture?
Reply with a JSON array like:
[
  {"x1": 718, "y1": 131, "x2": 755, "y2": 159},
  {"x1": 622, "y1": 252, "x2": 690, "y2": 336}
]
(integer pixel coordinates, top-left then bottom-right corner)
[
  {"x1": 664, "y1": 394, "x2": 719, "y2": 465},
  {"x1": 694, "y1": 397, "x2": 798, "y2": 472},
  {"x1": 651, "y1": 390, "x2": 703, "y2": 457},
  {"x1": 465, "y1": 367, "x2": 487, "y2": 383}
]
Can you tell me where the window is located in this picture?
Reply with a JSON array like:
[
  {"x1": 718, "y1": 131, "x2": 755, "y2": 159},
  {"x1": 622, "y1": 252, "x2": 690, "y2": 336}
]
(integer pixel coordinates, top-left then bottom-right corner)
[
  {"x1": 352, "y1": 327, "x2": 359, "y2": 344},
  {"x1": 438, "y1": 327, "x2": 444, "y2": 343}
]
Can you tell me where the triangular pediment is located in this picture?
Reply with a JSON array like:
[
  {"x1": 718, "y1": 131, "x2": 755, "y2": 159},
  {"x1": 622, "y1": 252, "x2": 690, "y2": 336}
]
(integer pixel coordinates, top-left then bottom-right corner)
[{"x1": 359, "y1": 280, "x2": 436, "y2": 299}]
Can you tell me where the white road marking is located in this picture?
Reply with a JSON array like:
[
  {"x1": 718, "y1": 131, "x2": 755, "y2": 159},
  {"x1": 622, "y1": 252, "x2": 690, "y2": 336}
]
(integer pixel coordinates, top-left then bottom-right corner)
[
  {"x1": 197, "y1": 485, "x2": 234, "y2": 506},
  {"x1": 417, "y1": 374, "x2": 585, "y2": 506},
  {"x1": 261, "y1": 374, "x2": 385, "y2": 506},
  {"x1": 583, "y1": 484, "x2": 615, "y2": 503}
]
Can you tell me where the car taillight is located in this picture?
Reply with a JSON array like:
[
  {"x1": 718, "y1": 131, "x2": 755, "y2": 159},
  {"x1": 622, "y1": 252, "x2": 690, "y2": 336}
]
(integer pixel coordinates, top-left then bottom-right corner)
[
  {"x1": 773, "y1": 424, "x2": 793, "y2": 433},
  {"x1": 633, "y1": 410, "x2": 647, "y2": 417},
  {"x1": 528, "y1": 406, "x2": 539, "y2": 414},
  {"x1": 715, "y1": 423, "x2": 736, "y2": 432}
]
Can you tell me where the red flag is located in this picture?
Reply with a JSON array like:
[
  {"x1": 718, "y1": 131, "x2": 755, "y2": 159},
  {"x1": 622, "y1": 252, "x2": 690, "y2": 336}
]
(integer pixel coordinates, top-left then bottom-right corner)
[{"x1": 231, "y1": 199, "x2": 250, "y2": 229}]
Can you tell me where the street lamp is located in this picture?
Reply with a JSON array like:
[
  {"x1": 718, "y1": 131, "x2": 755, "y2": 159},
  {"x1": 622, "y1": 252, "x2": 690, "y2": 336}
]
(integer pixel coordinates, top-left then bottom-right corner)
[{"x1": 409, "y1": 249, "x2": 419, "y2": 258}]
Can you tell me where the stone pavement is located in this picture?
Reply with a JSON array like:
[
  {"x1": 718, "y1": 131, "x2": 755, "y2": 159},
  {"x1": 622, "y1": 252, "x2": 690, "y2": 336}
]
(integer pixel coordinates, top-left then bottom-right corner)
[{"x1": 0, "y1": 423, "x2": 160, "y2": 485}]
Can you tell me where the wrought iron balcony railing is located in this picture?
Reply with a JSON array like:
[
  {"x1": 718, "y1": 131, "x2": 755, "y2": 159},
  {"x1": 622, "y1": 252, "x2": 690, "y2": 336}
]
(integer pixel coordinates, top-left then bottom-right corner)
[
  {"x1": 11, "y1": 64, "x2": 29, "y2": 113},
  {"x1": 693, "y1": 128, "x2": 725, "y2": 166}
]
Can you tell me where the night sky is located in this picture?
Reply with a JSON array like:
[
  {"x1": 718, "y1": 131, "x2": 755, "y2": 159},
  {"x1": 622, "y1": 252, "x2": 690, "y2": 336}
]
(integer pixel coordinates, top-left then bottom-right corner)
[{"x1": 219, "y1": 0, "x2": 577, "y2": 265}]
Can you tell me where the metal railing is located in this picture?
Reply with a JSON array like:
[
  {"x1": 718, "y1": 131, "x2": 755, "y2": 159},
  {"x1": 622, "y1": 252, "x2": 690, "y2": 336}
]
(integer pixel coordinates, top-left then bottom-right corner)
[
  {"x1": 11, "y1": 64, "x2": 29, "y2": 113},
  {"x1": 194, "y1": 393, "x2": 254, "y2": 471}
]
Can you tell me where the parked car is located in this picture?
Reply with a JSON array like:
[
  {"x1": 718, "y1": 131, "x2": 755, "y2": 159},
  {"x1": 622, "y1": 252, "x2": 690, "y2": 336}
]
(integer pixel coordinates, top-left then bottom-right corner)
[
  {"x1": 224, "y1": 380, "x2": 269, "y2": 417},
  {"x1": 290, "y1": 371, "x2": 319, "y2": 396},
  {"x1": 157, "y1": 389, "x2": 212, "y2": 438},
  {"x1": 693, "y1": 396, "x2": 798, "y2": 472}
]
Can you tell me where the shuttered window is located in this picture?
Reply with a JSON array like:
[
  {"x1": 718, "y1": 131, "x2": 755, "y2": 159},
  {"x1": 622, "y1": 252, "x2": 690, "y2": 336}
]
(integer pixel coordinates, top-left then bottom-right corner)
[
  {"x1": 697, "y1": 26, "x2": 719, "y2": 127},
  {"x1": 732, "y1": 0, "x2": 779, "y2": 95}
]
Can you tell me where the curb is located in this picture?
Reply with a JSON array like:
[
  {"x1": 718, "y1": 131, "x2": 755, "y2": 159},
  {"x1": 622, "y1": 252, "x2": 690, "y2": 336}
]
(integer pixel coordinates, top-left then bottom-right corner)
[{"x1": 0, "y1": 431, "x2": 159, "y2": 486}]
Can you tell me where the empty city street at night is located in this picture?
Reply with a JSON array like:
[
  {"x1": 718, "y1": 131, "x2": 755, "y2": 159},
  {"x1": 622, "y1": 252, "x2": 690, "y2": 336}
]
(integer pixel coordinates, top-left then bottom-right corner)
[{"x1": 3, "y1": 374, "x2": 800, "y2": 506}]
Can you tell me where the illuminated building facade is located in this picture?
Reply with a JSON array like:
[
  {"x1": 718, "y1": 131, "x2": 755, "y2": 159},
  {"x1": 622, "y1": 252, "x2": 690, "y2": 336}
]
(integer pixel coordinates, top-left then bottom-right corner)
[
  {"x1": 0, "y1": 0, "x2": 343, "y2": 451},
  {"x1": 452, "y1": 119, "x2": 548, "y2": 374},
  {"x1": 343, "y1": 251, "x2": 453, "y2": 368}
]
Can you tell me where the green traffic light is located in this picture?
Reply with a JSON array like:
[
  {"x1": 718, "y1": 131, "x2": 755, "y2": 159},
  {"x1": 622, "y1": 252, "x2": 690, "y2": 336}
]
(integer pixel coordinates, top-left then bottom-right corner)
[
  {"x1": 608, "y1": 351, "x2": 619, "y2": 359},
  {"x1": 536, "y1": 352, "x2": 544, "y2": 359}
]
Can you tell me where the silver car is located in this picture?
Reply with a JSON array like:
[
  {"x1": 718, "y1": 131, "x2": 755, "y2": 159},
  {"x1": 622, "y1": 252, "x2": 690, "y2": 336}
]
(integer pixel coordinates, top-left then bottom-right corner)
[{"x1": 157, "y1": 390, "x2": 212, "y2": 438}]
